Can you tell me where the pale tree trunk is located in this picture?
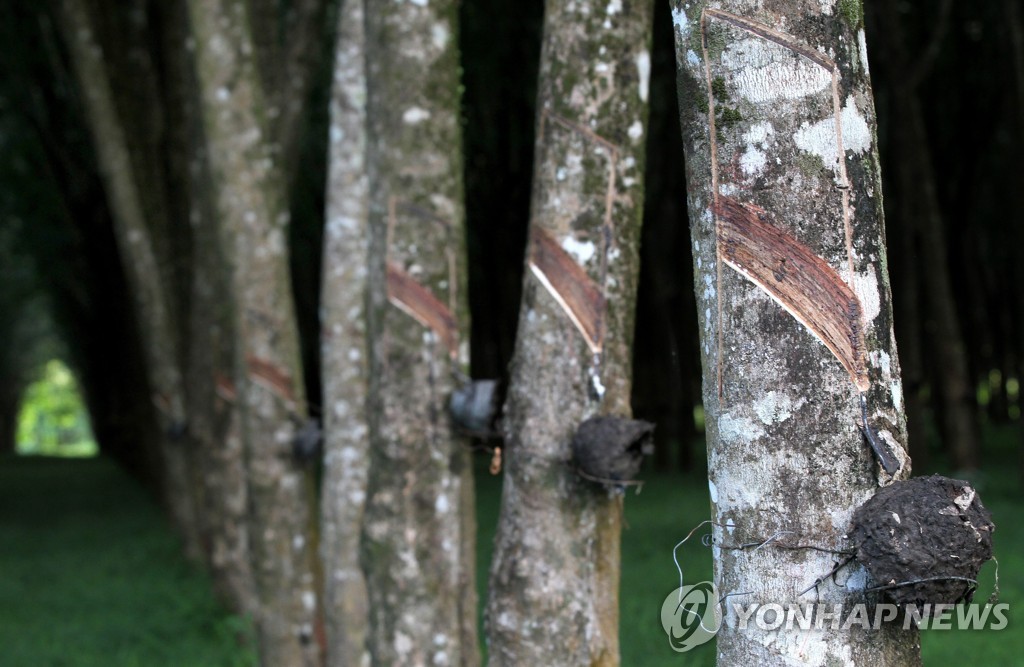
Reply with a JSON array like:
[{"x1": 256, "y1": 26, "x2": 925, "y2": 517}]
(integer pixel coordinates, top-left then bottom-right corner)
[
  {"x1": 672, "y1": 1, "x2": 920, "y2": 664},
  {"x1": 319, "y1": 0, "x2": 370, "y2": 664},
  {"x1": 159, "y1": 0, "x2": 259, "y2": 614},
  {"x1": 868, "y1": 2, "x2": 980, "y2": 471},
  {"x1": 485, "y1": 0, "x2": 653, "y2": 664},
  {"x1": 187, "y1": 1, "x2": 320, "y2": 665},
  {"x1": 360, "y1": 0, "x2": 478, "y2": 663},
  {"x1": 58, "y1": 0, "x2": 200, "y2": 559}
]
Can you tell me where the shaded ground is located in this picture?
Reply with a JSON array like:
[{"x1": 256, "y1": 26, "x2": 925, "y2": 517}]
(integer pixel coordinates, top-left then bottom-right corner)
[{"x1": 0, "y1": 456, "x2": 255, "y2": 667}]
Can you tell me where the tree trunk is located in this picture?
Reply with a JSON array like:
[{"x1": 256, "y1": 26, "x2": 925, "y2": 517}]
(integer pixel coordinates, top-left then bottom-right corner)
[
  {"x1": 360, "y1": 0, "x2": 479, "y2": 663},
  {"x1": 671, "y1": 2, "x2": 920, "y2": 663},
  {"x1": 158, "y1": 0, "x2": 259, "y2": 614},
  {"x1": 485, "y1": 0, "x2": 653, "y2": 663},
  {"x1": 319, "y1": 0, "x2": 371, "y2": 664},
  {"x1": 58, "y1": 0, "x2": 200, "y2": 559},
  {"x1": 186, "y1": 1, "x2": 320, "y2": 664},
  {"x1": 868, "y1": 1, "x2": 981, "y2": 471}
]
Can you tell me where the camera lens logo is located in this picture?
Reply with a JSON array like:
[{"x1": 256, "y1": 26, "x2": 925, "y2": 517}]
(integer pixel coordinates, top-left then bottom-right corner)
[{"x1": 660, "y1": 582, "x2": 723, "y2": 652}]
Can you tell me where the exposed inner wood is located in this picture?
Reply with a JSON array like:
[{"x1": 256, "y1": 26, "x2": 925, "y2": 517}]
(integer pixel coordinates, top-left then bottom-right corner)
[
  {"x1": 245, "y1": 354, "x2": 297, "y2": 403},
  {"x1": 386, "y1": 263, "x2": 459, "y2": 358},
  {"x1": 715, "y1": 195, "x2": 870, "y2": 392},
  {"x1": 702, "y1": 7, "x2": 860, "y2": 395},
  {"x1": 528, "y1": 226, "x2": 606, "y2": 353}
]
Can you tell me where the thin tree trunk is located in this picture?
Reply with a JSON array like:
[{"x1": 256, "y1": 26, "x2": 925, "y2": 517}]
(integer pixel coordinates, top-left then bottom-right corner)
[
  {"x1": 186, "y1": 1, "x2": 320, "y2": 664},
  {"x1": 58, "y1": 0, "x2": 200, "y2": 559},
  {"x1": 245, "y1": 0, "x2": 327, "y2": 192},
  {"x1": 319, "y1": 0, "x2": 371, "y2": 664},
  {"x1": 485, "y1": 0, "x2": 653, "y2": 663},
  {"x1": 360, "y1": 0, "x2": 479, "y2": 663},
  {"x1": 870, "y1": 1, "x2": 981, "y2": 471},
  {"x1": 165, "y1": 0, "x2": 258, "y2": 612},
  {"x1": 894, "y1": 194, "x2": 930, "y2": 469},
  {"x1": 672, "y1": 2, "x2": 920, "y2": 663}
]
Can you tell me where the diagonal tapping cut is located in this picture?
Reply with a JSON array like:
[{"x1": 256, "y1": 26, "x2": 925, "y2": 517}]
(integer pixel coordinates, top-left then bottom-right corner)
[
  {"x1": 701, "y1": 8, "x2": 861, "y2": 392},
  {"x1": 384, "y1": 195, "x2": 460, "y2": 359},
  {"x1": 529, "y1": 226, "x2": 606, "y2": 354},
  {"x1": 527, "y1": 111, "x2": 619, "y2": 356},
  {"x1": 699, "y1": 8, "x2": 898, "y2": 471},
  {"x1": 715, "y1": 196, "x2": 869, "y2": 392}
]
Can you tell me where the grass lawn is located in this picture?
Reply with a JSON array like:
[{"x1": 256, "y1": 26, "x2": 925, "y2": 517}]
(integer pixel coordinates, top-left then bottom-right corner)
[
  {"x1": 0, "y1": 456, "x2": 256, "y2": 667},
  {"x1": 1, "y1": 427, "x2": 1020, "y2": 666}
]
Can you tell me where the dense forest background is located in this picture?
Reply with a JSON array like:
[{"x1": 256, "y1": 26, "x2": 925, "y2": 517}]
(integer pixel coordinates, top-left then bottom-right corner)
[{"x1": 5, "y1": 0, "x2": 1014, "y2": 473}]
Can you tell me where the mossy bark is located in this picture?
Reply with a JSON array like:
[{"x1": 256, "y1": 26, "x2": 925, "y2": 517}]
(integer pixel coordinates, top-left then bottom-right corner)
[
  {"x1": 671, "y1": 1, "x2": 920, "y2": 664},
  {"x1": 186, "y1": 1, "x2": 320, "y2": 664},
  {"x1": 360, "y1": 0, "x2": 479, "y2": 663},
  {"x1": 484, "y1": 1, "x2": 653, "y2": 664},
  {"x1": 319, "y1": 0, "x2": 371, "y2": 664}
]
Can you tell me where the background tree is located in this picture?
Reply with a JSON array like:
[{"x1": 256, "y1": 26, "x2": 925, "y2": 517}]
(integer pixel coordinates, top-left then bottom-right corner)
[
  {"x1": 358, "y1": 0, "x2": 479, "y2": 663},
  {"x1": 58, "y1": 0, "x2": 200, "y2": 559},
  {"x1": 671, "y1": 1, "x2": 920, "y2": 663},
  {"x1": 319, "y1": 0, "x2": 371, "y2": 663},
  {"x1": 485, "y1": 0, "x2": 653, "y2": 663},
  {"x1": 186, "y1": 0, "x2": 320, "y2": 663},
  {"x1": 866, "y1": 0, "x2": 981, "y2": 472}
]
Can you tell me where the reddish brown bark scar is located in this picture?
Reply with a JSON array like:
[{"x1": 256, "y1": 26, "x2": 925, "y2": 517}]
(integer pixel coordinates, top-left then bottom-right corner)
[
  {"x1": 214, "y1": 373, "x2": 237, "y2": 403},
  {"x1": 528, "y1": 226, "x2": 606, "y2": 354},
  {"x1": 715, "y1": 195, "x2": 870, "y2": 392},
  {"x1": 245, "y1": 354, "x2": 297, "y2": 403},
  {"x1": 386, "y1": 263, "x2": 460, "y2": 358}
]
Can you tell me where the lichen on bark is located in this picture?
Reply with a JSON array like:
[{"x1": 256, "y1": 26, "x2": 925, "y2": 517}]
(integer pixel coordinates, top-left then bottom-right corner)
[
  {"x1": 360, "y1": 0, "x2": 478, "y2": 664},
  {"x1": 671, "y1": 1, "x2": 920, "y2": 664}
]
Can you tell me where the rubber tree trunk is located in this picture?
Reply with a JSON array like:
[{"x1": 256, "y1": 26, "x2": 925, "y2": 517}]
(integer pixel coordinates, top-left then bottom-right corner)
[
  {"x1": 0, "y1": 377, "x2": 18, "y2": 456},
  {"x1": 868, "y1": 1, "x2": 981, "y2": 471},
  {"x1": 360, "y1": 0, "x2": 479, "y2": 663},
  {"x1": 671, "y1": 2, "x2": 920, "y2": 664},
  {"x1": 319, "y1": 0, "x2": 370, "y2": 664},
  {"x1": 186, "y1": 1, "x2": 320, "y2": 664},
  {"x1": 59, "y1": 0, "x2": 200, "y2": 559},
  {"x1": 160, "y1": 0, "x2": 259, "y2": 615},
  {"x1": 485, "y1": 0, "x2": 653, "y2": 664}
]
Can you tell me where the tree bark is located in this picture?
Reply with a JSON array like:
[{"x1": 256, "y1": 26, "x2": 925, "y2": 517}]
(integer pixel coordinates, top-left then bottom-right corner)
[
  {"x1": 485, "y1": 0, "x2": 653, "y2": 663},
  {"x1": 186, "y1": 1, "x2": 320, "y2": 664},
  {"x1": 58, "y1": 0, "x2": 200, "y2": 559},
  {"x1": 319, "y1": 1, "x2": 371, "y2": 664},
  {"x1": 360, "y1": 0, "x2": 479, "y2": 663},
  {"x1": 671, "y1": 2, "x2": 920, "y2": 663}
]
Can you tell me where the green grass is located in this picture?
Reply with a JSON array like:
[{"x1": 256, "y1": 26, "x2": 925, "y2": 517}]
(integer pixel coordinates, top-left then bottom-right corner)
[
  {"x1": 0, "y1": 456, "x2": 256, "y2": 667},
  {"x1": 2, "y1": 425, "x2": 1021, "y2": 666}
]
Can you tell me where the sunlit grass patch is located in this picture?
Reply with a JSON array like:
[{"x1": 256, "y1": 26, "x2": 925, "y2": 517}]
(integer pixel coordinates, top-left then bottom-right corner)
[{"x1": 16, "y1": 358, "x2": 97, "y2": 457}]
